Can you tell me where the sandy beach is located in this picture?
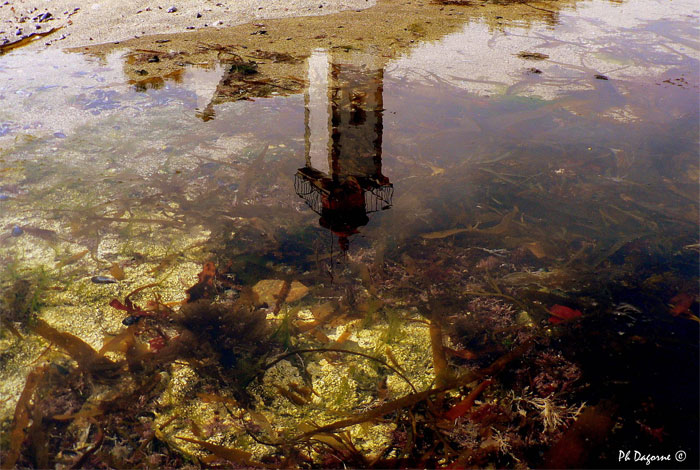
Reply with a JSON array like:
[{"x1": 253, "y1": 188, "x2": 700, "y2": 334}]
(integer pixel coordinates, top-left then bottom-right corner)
[{"x1": 0, "y1": 0, "x2": 376, "y2": 50}]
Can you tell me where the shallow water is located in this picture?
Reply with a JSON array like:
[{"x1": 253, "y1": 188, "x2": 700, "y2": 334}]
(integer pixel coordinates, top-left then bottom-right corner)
[{"x1": 1, "y1": 0, "x2": 698, "y2": 467}]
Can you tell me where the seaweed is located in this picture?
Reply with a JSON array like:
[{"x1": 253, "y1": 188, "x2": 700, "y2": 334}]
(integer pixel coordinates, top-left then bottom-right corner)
[
  {"x1": 543, "y1": 401, "x2": 616, "y2": 468},
  {"x1": 289, "y1": 340, "x2": 533, "y2": 441},
  {"x1": 263, "y1": 347, "x2": 418, "y2": 393},
  {"x1": 175, "y1": 436, "x2": 259, "y2": 467},
  {"x1": 444, "y1": 379, "x2": 493, "y2": 420},
  {"x1": 0, "y1": 268, "x2": 50, "y2": 331},
  {"x1": 2, "y1": 365, "x2": 48, "y2": 469},
  {"x1": 0, "y1": 27, "x2": 62, "y2": 55},
  {"x1": 32, "y1": 319, "x2": 122, "y2": 379}
]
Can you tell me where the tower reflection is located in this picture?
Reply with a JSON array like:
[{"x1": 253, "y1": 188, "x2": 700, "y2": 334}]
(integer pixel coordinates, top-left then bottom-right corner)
[{"x1": 295, "y1": 50, "x2": 393, "y2": 253}]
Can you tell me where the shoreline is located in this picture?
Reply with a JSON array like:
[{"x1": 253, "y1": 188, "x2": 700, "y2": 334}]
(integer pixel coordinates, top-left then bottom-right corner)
[{"x1": 0, "y1": 0, "x2": 377, "y2": 52}]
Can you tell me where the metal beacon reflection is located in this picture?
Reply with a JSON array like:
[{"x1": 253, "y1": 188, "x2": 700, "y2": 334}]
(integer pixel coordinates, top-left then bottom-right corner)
[{"x1": 294, "y1": 50, "x2": 393, "y2": 254}]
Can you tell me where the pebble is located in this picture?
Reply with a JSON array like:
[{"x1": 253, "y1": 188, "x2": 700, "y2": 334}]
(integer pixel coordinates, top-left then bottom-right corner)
[
  {"x1": 11, "y1": 225, "x2": 23, "y2": 236},
  {"x1": 91, "y1": 276, "x2": 118, "y2": 284},
  {"x1": 122, "y1": 315, "x2": 141, "y2": 326},
  {"x1": 252, "y1": 279, "x2": 309, "y2": 306},
  {"x1": 53, "y1": 132, "x2": 66, "y2": 138},
  {"x1": 167, "y1": 7, "x2": 178, "y2": 13}
]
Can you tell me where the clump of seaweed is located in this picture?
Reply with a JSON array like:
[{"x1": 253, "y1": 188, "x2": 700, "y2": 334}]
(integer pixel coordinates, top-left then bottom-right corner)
[
  {"x1": 511, "y1": 389, "x2": 585, "y2": 436},
  {"x1": 0, "y1": 265, "x2": 51, "y2": 338},
  {"x1": 174, "y1": 299, "x2": 270, "y2": 391},
  {"x1": 0, "y1": 261, "x2": 282, "y2": 468}
]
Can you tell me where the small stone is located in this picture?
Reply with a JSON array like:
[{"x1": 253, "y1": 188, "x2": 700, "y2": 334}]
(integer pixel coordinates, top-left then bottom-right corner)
[
  {"x1": 167, "y1": 6, "x2": 177, "y2": 13},
  {"x1": 148, "y1": 55, "x2": 160, "y2": 63},
  {"x1": 287, "y1": 281, "x2": 309, "y2": 303},
  {"x1": 122, "y1": 315, "x2": 140, "y2": 326},
  {"x1": 53, "y1": 132, "x2": 66, "y2": 138},
  {"x1": 252, "y1": 280, "x2": 309, "y2": 306},
  {"x1": 196, "y1": 12, "x2": 202, "y2": 18},
  {"x1": 594, "y1": 74, "x2": 609, "y2": 80},
  {"x1": 253, "y1": 280, "x2": 285, "y2": 306},
  {"x1": 11, "y1": 225, "x2": 23, "y2": 236},
  {"x1": 515, "y1": 311, "x2": 535, "y2": 327},
  {"x1": 109, "y1": 263, "x2": 125, "y2": 280}
]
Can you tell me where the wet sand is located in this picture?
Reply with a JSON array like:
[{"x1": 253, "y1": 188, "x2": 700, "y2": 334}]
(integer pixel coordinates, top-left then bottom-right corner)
[{"x1": 0, "y1": 0, "x2": 376, "y2": 50}]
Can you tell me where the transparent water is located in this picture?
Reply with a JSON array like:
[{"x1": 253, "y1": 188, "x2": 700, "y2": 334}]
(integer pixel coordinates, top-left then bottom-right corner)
[{"x1": 1, "y1": 0, "x2": 698, "y2": 467}]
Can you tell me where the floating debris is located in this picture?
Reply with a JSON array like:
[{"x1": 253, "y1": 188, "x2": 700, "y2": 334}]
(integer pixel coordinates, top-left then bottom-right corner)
[
  {"x1": 518, "y1": 51, "x2": 549, "y2": 60},
  {"x1": 0, "y1": 27, "x2": 62, "y2": 55}
]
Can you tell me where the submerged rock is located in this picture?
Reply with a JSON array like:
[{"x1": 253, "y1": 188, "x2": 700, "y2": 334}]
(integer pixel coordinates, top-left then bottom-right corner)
[{"x1": 252, "y1": 279, "x2": 309, "y2": 306}]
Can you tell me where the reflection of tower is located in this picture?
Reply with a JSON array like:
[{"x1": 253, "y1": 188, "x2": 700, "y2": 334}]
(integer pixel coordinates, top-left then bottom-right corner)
[{"x1": 295, "y1": 50, "x2": 393, "y2": 253}]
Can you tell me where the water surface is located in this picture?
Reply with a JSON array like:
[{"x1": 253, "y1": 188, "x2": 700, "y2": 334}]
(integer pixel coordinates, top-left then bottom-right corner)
[{"x1": 1, "y1": 0, "x2": 698, "y2": 467}]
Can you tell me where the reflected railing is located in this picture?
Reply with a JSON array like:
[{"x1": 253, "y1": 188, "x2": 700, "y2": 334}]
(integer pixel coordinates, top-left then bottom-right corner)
[{"x1": 294, "y1": 50, "x2": 393, "y2": 253}]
